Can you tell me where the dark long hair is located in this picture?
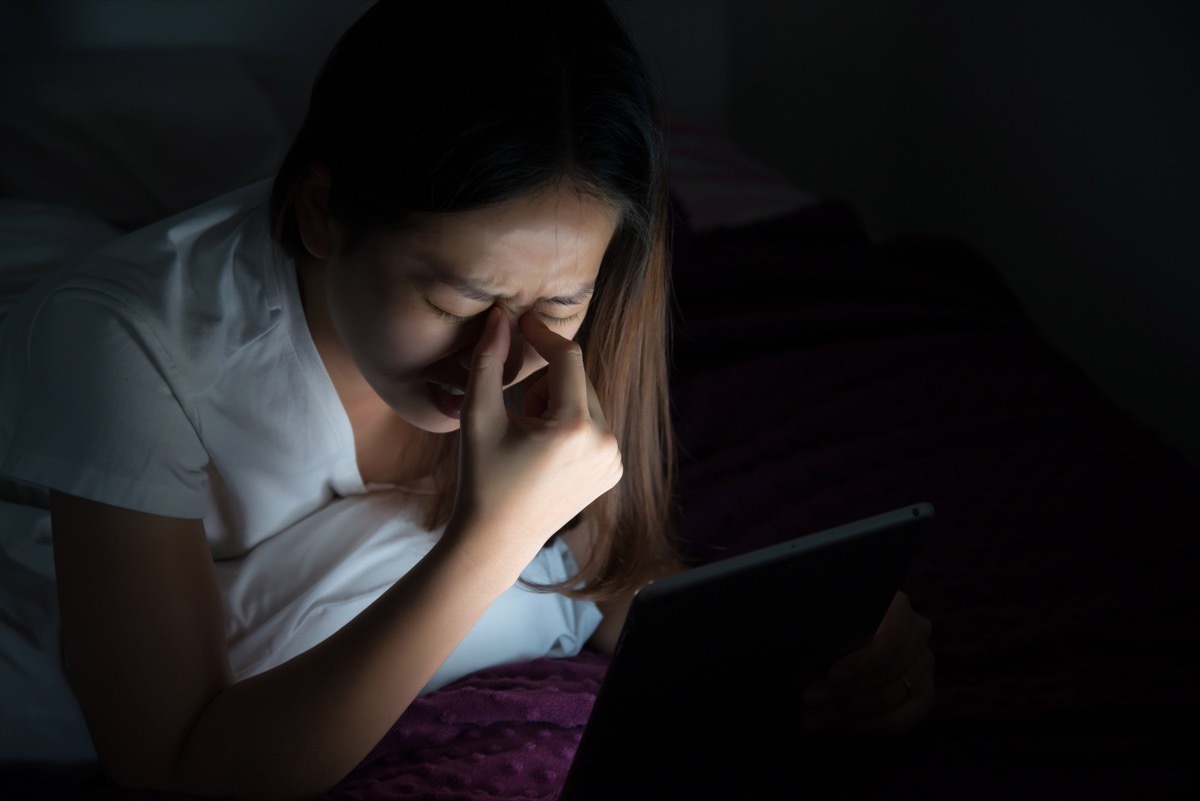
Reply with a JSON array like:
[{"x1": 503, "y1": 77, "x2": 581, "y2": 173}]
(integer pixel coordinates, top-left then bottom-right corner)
[{"x1": 270, "y1": 0, "x2": 679, "y2": 601}]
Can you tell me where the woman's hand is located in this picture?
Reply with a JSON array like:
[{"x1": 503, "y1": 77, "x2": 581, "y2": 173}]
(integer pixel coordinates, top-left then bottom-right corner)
[
  {"x1": 799, "y1": 591, "x2": 935, "y2": 739},
  {"x1": 451, "y1": 307, "x2": 623, "y2": 567}
]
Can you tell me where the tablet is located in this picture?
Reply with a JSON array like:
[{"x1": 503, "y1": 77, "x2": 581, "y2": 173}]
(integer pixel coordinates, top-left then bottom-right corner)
[{"x1": 558, "y1": 501, "x2": 933, "y2": 801}]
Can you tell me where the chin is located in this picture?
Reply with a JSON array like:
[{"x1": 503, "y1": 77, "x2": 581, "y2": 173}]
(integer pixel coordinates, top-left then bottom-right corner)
[
  {"x1": 395, "y1": 400, "x2": 464, "y2": 434},
  {"x1": 378, "y1": 382, "x2": 464, "y2": 434},
  {"x1": 386, "y1": 401, "x2": 459, "y2": 433}
]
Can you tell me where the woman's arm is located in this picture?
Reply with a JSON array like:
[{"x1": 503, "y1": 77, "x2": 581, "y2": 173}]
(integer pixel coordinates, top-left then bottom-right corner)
[
  {"x1": 53, "y1": 309, "x2": 622, "y2": 800},
  {"x1": 52, "y1": 490, "x2": 531, "y2": 800}
]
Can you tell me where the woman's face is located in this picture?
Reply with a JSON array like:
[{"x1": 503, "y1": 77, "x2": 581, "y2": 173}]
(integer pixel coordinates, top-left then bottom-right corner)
[{"x1": 317, "y1": 185, "x2": 621, "y2": 433}]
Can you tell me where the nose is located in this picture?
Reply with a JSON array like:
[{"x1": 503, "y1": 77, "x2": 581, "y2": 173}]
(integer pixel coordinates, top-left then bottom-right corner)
[{"x1": 456, "y1": 309, "x2": 526, "y2": 386}]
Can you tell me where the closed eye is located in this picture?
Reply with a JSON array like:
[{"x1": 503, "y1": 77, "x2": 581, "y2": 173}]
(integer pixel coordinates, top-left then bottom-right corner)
[
  {"x1": 426, "y1": 299, "x2": 582, "y2": 327},
  {"x1": 425, "y1": 300, "x2": 482, "y2": 324},
  {"x1": 539, "y1": 311, "x2": 583, "y2": 326}
]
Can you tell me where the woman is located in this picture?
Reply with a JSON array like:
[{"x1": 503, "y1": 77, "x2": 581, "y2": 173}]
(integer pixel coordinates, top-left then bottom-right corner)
[{"x1": 0, "y1": 1, "x2": 933, "y2": 797}]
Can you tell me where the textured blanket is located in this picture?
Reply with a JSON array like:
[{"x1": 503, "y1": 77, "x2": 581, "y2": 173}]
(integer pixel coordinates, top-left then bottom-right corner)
[{"x1": 9, "y1": 200, "x2": 1199, "y2": 800}]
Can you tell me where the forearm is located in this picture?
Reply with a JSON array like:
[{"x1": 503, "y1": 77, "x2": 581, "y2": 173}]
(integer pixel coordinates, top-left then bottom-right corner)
[{"x1": 169, "y1": 523, "x2": 531, "y2": 800}]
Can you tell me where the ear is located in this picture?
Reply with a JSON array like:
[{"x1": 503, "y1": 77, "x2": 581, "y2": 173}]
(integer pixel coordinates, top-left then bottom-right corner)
[{"x1": 294, "y1": 162, "x2": 340, "y2": 260}]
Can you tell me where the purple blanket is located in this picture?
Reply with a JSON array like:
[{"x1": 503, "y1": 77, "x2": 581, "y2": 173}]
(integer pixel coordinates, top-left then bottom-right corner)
[{"x1": 10, "y1": 200, "x2": 1199, "y2": 800}]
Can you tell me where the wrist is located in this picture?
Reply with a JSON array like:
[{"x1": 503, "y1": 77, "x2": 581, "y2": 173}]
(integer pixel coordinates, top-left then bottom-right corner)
[{"x1": 440, "y1": 511, "x2": 546, "y2": 582}]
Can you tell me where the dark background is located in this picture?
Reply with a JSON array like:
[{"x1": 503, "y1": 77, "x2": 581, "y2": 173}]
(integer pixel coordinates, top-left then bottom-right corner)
[{"x1": 3, "y1": 0, "x2": 1197, "y2": 466}]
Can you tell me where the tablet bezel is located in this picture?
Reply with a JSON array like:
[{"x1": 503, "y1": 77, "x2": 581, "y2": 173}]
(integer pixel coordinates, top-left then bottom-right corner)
[{"x1": 559, "y1": 501, "x2": 934, "y2": 801}]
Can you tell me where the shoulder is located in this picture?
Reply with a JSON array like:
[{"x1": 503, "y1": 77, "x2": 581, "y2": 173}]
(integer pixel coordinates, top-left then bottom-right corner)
[
  {"x1": 0, "y1": 180, "x2": 287, "y2": 517},
  {"x1": 8, "y1": 179, "x2": 285, "y2": 372}
]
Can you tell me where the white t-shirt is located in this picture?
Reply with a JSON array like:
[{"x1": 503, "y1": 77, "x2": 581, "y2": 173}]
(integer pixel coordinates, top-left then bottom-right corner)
[
  {"x1": 2, "y1": 179, "x2": 364, "y2": 551},
  {"x1": 0, "y1": 180, "x2": 601, "y2": 766}
]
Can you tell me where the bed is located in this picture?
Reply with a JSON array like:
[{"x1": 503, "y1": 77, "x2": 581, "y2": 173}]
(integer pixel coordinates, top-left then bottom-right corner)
[{"x1": 3, "y1": 44, "x2": 1199, "y2": 801}]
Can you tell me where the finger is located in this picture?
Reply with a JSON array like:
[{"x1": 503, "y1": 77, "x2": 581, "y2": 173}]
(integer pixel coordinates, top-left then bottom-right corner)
[
  {"x1": 800, "y1": 655, "x2": 936, "y2": 738},
  {"x1": 839, "y1": 609, "x2": 932, "y2": 703},
  {"x1": 827, "y1": 592, "x2": 914, "y2": 681},
  {"x1": 844, "y1": 669, "x2": 937, "y2": 739},
  {"x1": 806, "y1": 623, "x2": 936, "y2": 733},
  {"x1": 520, "y1": 362, "x2": 606, "y2": 427},
  {"x1": 462, "y1": 306, "x2": 510, "y2": 432},
  {"x1": 840, "y1": 645, "x2": 935, "y2": 720},
  {"x1": 518, "y1": 313, "x2": 588, "y2": 420},
  {"x1": 804, "y1": 594, "x2": 926, "y2": 705},
  {"x1": 522, "y1": 371, "x2": 550, "y2": 419}
]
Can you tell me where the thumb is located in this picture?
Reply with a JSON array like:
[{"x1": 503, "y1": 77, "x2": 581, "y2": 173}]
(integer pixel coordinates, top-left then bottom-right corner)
[{"x1": 462, "y1": 306, "x2": 510, "y2": 433}]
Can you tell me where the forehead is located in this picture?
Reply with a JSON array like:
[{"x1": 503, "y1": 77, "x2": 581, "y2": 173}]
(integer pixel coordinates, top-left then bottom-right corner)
[{"x1": 389, "y1": 187, "x2": 621, "y2": 298}]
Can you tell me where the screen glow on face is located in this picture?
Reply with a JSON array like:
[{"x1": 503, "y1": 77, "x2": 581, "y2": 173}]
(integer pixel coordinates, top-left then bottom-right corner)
[{"x1": 322, "y1": 186, "x2": 621, "y2": 432}]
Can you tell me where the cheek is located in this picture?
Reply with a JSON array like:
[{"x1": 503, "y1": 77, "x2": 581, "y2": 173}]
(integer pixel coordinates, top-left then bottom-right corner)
[
  {"x1": 388, "y1": 319, "x2": 463, "y2": 372},
  {"x1": 333, "y1": 290, "x2": 461, "y2": 376}
]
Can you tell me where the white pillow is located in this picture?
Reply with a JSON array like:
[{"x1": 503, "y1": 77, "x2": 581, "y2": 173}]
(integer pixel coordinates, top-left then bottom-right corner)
[{"x1": 0, "y1": 50, "x2": 289, "y2": 231}]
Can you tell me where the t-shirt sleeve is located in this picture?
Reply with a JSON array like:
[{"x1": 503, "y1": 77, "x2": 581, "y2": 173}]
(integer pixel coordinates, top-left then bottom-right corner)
[{"x1": 1, "y1": 288, "x2": 209, "y2": 518}]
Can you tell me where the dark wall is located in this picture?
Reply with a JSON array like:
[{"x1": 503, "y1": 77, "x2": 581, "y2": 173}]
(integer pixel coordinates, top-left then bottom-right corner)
[
  {"x1": 0, "y1": 0, "x2": 372, "y2": 131},
  {"x1": 728, "y1": 0, "x2": 1200, "y2": 466},
  {"x1": 3, "y1": 0, "x2": 1196, "y2": 464}
]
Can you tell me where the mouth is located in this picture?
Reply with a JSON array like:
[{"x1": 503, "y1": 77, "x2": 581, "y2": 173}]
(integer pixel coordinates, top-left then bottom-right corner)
[{"x1": 426, "y1": 381, "x2": 466, "y2": 419}]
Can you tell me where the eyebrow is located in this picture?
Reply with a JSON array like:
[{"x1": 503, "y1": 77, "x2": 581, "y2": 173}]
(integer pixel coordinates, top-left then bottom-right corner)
[{"x1": 423, "y1": 266, "x2": 595, "y2": 307}]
